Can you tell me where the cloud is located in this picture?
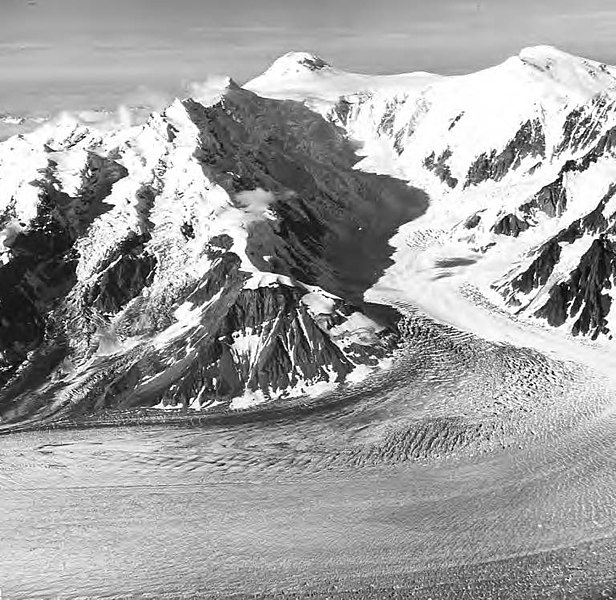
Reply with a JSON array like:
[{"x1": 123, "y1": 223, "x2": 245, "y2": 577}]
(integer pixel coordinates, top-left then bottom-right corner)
[
  {"x1": 27, "y1": 84, "x2": 175, "y2": 135},
  {"x1": 213, "y1": 188, "x2": 281, "y2": 240},
  {"x1": 0, "y1": 41, "x2": 51, "y2": 53},
  {"x1": 185, "y1": 75, "x2": 234, "y2": 105},
  {"x1": 42, "y1": 101, "x2": 153, "y2": 136},
  {"x1": 233, "y1": 189, "x2": 277, "y2": 222},
  {"x1": 189, "y1": 25, "x2": 290, "y2": 35}
]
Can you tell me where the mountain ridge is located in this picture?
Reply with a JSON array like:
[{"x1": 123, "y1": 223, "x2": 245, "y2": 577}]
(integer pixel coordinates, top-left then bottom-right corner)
[
  {"x1": 248, "y1": 45, "x2": 616, "y2": 344},
  {"x1": 0, "y1": 83, "x2": 424, "y2": 427},
  {"x1": 3, "y1": 45, "x2": 616, "y2": 427}
]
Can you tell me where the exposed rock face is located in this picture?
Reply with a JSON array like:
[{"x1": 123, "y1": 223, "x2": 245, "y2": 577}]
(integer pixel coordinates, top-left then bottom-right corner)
[
  {"x1": 490, "y1": 166, "x2": 573, "y2": 236},
  {"x1": 464, "y1": 212, "x2": 483, "y2": 229},
  {"x1": 501, "y1": 186, "x2": 616, "y2": 326},
  {"x1": 376, "y1": 99, "x2": 400, "y2": 138},
  {"x1": 521, "y1": 172, "x2": 569, "y2": 218},
  {"x1": 0, "y1": 153, "x2": 127, "y2": 386},
  {"x1": 499, "y1": 127, "x2": 616, "y2": 240},
  {"x1": 83, "y1": 234, "x2": 157, "y2": 314},
  {"x1": 465, "y1": 119, "x2": 546, "y2": 187},
  {"x1": 517, "y1": 126, "x2": 616, "y2": 226},
  {"x1": 555, "y1": 95, "x2": 615, "y2": 155},
  {"x1": 535, "y1": 236, "x2": 616, "y2": 339},
  {"x1": 575, "y1": 125, "x2": 616, "y2": 170},
  {"x1": 508, "y1": 240, "x2": 562, "y2": 298},
  {"x1": 492, "y1": 214, "x2": 531, "y2": 237},
  {"x1": 559, "y1": 185, "x2": 616, "y2": 239},
  {"x1": 264, "y1": 52, "x2": 331, "y2": 77},
  {"x1": 424, "y1": 149, "x2": 458, "y2": 188},
  {"x1": 182, "y1": 90, "x2": 427, "y2": 303},
  {"x1": 148, "y1": 282, "x2": 397, "y2": 411},
  {"x1": 449, "y1": 112, "x2": 464, "y2": 130}
]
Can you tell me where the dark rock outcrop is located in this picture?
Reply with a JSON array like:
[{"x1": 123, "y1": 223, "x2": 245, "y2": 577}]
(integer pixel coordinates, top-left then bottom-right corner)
[
  {"x1": 556, "y1": 94, "x2": 614, "y2": 156},
  {"x1": 492, "y1": 213, "x2": 531, "y2": 237},
  {"x1": 424, "y1": 149, "x2": 458, "y2": 188},
  {"x1": 521, "y1": 172, "x2": 569, "y2": 218},
  {"x1": 0, "y1": 153, "x2": 127, "y2": 386},
  {"x1": 502, "y1": 186, "x2": 616, "y2": 326},
  {"x1": 535, "y1": 236, "x2": 616, "y2": 339},
  {"x1": 448, "y1": 112, "x2": 464, "y2": 131},
  {"x1": 149, "y1": 283, "x2": 397, "y2": 410},
  {"x1": 464, "y1": 212, "x2": 482, "y2": 229},
  {"x1": 465, "y1": 119, "x2": 545, "y2": 187},
  {"x1": 377, "y1": 99, "x2": 400, "y2": 138},
  {"x1": 84, "y1": 234, "x2": 157, "y2": 315},
  {"x1": 182, "y1": 89, "x2": 427, "y2": 306},
  {"x1": 509, "y1": 239, "x2": 562, "y2": 297},
  {"x1": 517, "y1": 123, "x2": 616, "y2": 229}
]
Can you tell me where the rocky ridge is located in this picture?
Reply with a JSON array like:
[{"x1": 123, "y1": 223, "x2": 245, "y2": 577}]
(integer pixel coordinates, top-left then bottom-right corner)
[{"x1": 0, "y1": 85, "x2": 417, "y2": 426}]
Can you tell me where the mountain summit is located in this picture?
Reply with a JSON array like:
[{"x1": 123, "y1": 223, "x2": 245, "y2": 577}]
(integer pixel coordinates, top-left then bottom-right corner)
[{"x1": 263, "y1": 51, "x2": 332, "y2": 75}]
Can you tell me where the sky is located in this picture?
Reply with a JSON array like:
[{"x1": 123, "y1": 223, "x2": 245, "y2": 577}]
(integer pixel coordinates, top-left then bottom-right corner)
[{"x1": 2, "y1": 0, "x2": 616, "y2": 117}]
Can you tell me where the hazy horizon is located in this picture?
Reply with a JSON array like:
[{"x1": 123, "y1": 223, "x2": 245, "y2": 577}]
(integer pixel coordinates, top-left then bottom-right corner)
[{"x1": 3, "y1": 0, "x2": 616, "y2": 118}]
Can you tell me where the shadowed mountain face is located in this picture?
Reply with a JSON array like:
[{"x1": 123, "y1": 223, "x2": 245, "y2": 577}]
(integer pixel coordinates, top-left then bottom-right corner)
[
  {"x1": 0, "y1": 86, "x2": 426, "y2": 428},
  {"x1": 182, "y1": 90, "x2": 427, "y2": 304},
  {"x1": 0, "y1": 153, "x2": 127, "y2": 386}
]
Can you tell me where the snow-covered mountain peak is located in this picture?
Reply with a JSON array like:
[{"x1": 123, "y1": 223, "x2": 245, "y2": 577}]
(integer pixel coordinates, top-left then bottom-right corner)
[
  {"x1": 246, "y1": 53, "x2": 440, "y2": 111},
  {"x1": 518, "y1": 44, "x2": 575, "y2": 64},
  {"x1": 264, "y1": 51, "x2": 332, "y2": 76},
  {"x1": 0, "y1": 82, "x2": 406, "y2": 424},
  {"x1": 514, "y1": 45, "x2": 616, "y2": 94},
  {"x1": 517, "y1": 44, "x2": 605, "y2": 72}
]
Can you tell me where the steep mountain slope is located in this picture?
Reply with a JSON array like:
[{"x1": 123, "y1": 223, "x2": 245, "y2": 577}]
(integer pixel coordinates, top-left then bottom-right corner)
[
  {"x1": 0, "y1": 84, "x2": 424, "y2": 427},
  {"x1": 248, "y1": 46, "x2": 616, "y2": 342}
]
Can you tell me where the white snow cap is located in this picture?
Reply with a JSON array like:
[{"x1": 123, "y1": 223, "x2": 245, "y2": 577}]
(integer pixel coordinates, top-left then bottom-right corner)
[
  {"x1": 513, "y1": 45, "x2": 616, "y2": 93},
  {"x1": 263, "y1": 51, "x2": 332, "y2": 77}
]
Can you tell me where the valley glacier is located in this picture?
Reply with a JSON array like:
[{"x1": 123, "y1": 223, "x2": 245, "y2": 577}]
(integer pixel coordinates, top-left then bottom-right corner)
[{"x1": 2, "y1": 46, "x2": 616, "y2": 599}]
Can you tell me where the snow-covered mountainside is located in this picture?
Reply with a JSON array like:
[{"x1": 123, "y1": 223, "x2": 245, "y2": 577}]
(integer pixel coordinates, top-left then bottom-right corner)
[
  {"x1": 4, "y1": 45, "x2": 616, "y2": 426},
  {"x1": 249, "y1": 46, "x2": 616, "y2": 342}
]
